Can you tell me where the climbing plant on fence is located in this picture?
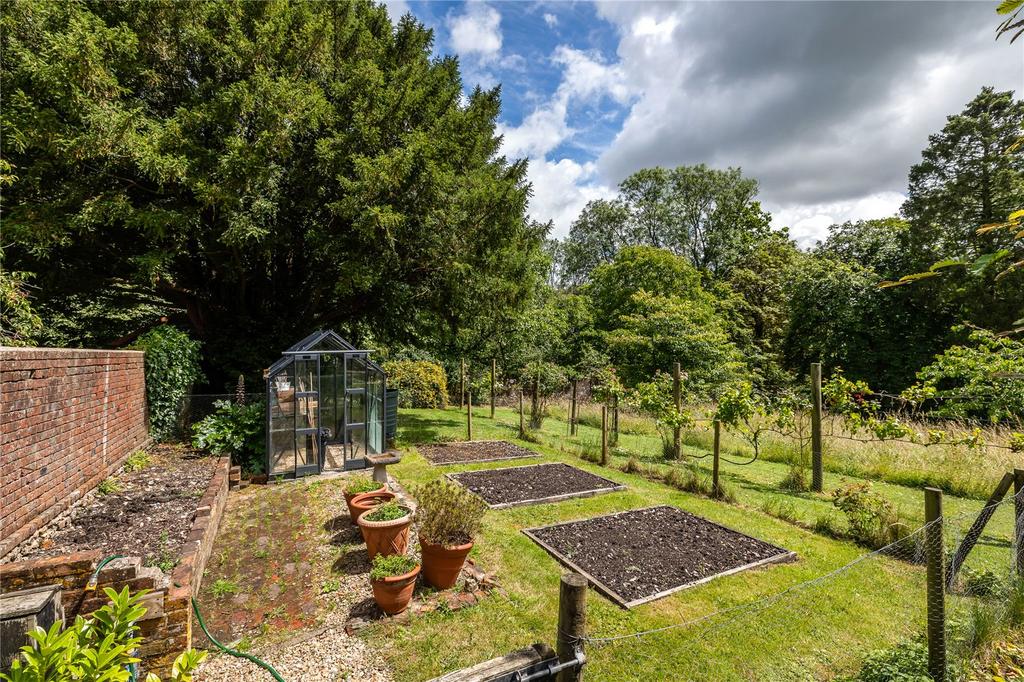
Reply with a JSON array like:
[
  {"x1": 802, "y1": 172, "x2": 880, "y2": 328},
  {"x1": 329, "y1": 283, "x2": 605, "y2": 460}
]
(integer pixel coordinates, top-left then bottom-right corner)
[{"x1": 132, "y1": 325, "x2": 203, "y2": 441}]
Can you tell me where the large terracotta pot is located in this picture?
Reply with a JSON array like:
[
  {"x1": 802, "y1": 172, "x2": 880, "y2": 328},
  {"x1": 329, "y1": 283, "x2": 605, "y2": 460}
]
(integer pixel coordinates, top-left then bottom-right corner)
[
  {"x1": 420, "y1": 539, "x2": 474, "y2": 589},
  {"x1": 370, "y1": 563, "x2": 420, "y2": 615},
  {"x1": 345, "y1": 483, "x2": 387, "y2": 523},
  {"x1": 349, "y1": 490, "x2": 397, "y2": 530},
  {"x1": 357, "y1": 505, "x2": 413, "y2": 560}
]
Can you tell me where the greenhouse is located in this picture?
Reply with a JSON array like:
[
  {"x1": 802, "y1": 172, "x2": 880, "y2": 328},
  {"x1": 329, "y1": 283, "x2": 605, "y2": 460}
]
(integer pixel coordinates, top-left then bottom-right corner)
[{"x1": 265, "y1": 330, "x2": 387, "y2": 477}]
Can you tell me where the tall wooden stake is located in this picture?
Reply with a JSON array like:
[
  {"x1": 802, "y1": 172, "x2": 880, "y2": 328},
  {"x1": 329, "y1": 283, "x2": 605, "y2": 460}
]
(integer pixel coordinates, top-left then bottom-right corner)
[
  {"x1": 556, "y1": 573, "x2": 587, "y2": 682},
  {"x1": 810, "y1": 362, "x2": 823, "y2": 493},
  {"x1": 570, "y1": 379, "x2": 578, "y2": 436},
  {"x1": 466, "y1": 389, "x2": 473, "y2": 441},
  {"x1": 459, "y1": 358, "x2": 465, "y2": 410},
  {"x1": 925, "y1": 487, "x2": 945, "y2": 681},
  {"x1": 1015, "y1": 469, "x2": 1024, "y2": 576},
  {"x1": 519, "y1": 389, "x2": 525, "y2": 438},
  {"x1": 712, "y1": 420, "x2": 722, "y2": 498},
  {"x1": 490, "y1": 358, "x2": 496, "y2": 419},
  {"x1": 600, "y1": 406, "x2": 608, "y2": 466},
  {"x1": 673, "y1": 362, "x2": 682, "y2": 459},
  {"x1": 612, "y1": 393, "x2": 619, "y2": 447}
]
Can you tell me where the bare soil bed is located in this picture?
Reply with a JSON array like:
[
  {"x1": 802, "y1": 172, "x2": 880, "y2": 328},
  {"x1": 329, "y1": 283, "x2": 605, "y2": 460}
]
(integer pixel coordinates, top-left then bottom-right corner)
[
  {"x1": 7, "y1": 444, "x2": 219, "y2": 572},
  {"x1": 524, "y1": 505, "x2": 795, "y2": 607},
  {"x1": 448, "y1": 462, "x2": 625, "y2": 508},
  {"x1": 417, "y1": 440, "x2": 540, "y2": 465}
]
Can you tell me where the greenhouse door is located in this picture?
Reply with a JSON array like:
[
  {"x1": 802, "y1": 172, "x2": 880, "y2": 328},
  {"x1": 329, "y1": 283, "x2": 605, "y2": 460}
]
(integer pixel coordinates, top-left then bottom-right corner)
[
  {"x1": 343, "y1": 355, "x2": 370, "y2": 469},
  {"x1": 293, "y1": 354, "x2": 321, "y2": 478}
]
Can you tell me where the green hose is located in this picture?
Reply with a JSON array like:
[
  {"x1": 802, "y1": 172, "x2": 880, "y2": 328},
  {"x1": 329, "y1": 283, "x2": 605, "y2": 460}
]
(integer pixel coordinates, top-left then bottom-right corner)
[
  {"x1": 87, "y1": 554, "x2": 126, "y2": 590},
  {"x1": 191, "y1": 597, "x2": 286, "y2": 682}
]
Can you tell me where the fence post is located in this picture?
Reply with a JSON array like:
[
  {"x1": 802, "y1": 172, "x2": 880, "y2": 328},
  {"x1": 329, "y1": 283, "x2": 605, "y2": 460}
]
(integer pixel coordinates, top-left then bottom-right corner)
[
  {"x1": 810, "y1": 362, "x2": 823, "y2": 493},
  {"x1": 612, "y1": 393, "x2": 619, "y2": 447},
  {"x1": 600, "y1": 406, "x2": 608, "y2": 466},
  {"x1": 570, "y1": 379, "x2": 578, "y2": 436},
  {"x1": 462, "y1": 358, "x2": 467, "y2": 410},
  {"x1": 466, "y1": 389, "x2": 473, "y2": 441},
  {"x1": 1015, "y1": 469, "x2": 1024, "y2": 575},
  {"x1": 673, "y1": 361, "x2": 682, "y2": 459},
  {"x1": 924, "y1": 486, "x2": 945, "y2": 681},
  {"x1": 490, "y1": 358, "x2": 496, "y2": 419},
  {"x1": 712, "y1": 420, "x2": 722, "y2": 498},
  {"x1": 519, "y1": 389, "x2": 525, "y2": 438},
  {"x1": 556, "y1": 572, "x2": 587, "y2": 682}
]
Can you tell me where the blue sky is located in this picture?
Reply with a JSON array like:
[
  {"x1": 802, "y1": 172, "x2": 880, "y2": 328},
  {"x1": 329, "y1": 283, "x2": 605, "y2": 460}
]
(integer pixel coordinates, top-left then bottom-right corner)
[{"x1": 385, "y1": 1, "x2": 1023, "y2": 244}]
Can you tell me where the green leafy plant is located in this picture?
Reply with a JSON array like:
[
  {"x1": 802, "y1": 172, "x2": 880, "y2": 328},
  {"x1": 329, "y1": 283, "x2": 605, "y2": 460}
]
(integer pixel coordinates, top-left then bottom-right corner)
[
  {"x1": 344, "y1": 476, "x2": 383, "y2": 496},
  {"x1": 624, "y1": 371, "x2": 693, "y2": 459},
  {"x1": 831, "y1": 482, "x2": 907, "y2": 549},
  {"x1": 123, "y1": 450, "x2": 151, "y2": 473},
  {"x1": 132, "y1": 326, "x2": 203, "y2": 442},
  {"x1": 0, "y1": 586, "x2": 206, "y2": 682},
  {"x1": 192, "y1": 400, "x2": 265, "y2": 474},
  {"x1": 845, "y1": 638, "x2": 930, "y2": 682},
  {"x1": 958, "y1": 567, "x2": 1004, "y2": 598},
  {"x1": 369, "y1": 553, "x2": 419, "y2": 581},
  {"x1": 382, "y1": 360, "x2": 449, "y2": 409},
  {"x1": 363, "y1": 501, "x2": 409, "y2": 523},
  {"x1": 97, "y1": 477, "x2": 122, "y2": 496},
  {"x1": 210, "y1": 579, "x2": 239, "y2": 599},
  {"x1": 415, "y1": 479, "x2": 486, "y2": 547}
]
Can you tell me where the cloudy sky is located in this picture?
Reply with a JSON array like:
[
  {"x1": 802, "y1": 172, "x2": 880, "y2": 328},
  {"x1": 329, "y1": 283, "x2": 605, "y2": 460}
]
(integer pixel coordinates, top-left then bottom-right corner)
[{"x1": 385, "y1": 1, "x2": 1022, "y2": 244}]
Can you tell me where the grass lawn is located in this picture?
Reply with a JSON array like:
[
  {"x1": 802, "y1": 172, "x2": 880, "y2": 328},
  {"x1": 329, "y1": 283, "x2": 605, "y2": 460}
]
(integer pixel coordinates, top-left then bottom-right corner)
[{"x1": 367, "y1": 406, "x2": 1019, "y2": 681}]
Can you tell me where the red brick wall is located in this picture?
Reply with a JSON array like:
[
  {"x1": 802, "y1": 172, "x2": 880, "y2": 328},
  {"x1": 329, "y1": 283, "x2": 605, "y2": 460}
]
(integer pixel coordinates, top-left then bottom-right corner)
[{"x1": 0, "y1": 347, "x2": 149, "y2": 559}]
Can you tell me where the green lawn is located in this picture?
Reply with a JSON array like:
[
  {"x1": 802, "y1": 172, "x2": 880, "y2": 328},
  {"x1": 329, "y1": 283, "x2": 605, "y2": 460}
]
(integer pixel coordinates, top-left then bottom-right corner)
[{"x1": 365, "y1": 407, "x2": 1019, "y2": 681}]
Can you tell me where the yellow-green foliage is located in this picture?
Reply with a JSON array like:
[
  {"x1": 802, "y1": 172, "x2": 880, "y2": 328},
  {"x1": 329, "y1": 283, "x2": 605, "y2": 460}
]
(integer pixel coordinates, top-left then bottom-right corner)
[{"x1": 383, "y1": 360, "x2": 449, "y2": 409}]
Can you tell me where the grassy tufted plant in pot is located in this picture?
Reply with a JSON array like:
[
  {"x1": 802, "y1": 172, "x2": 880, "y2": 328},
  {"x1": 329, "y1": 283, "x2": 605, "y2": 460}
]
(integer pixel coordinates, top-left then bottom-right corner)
[
  {"x1": 344, "y1": 475, "x2": 387, "y2": 522},
  {"x1": 415, "y1": 478, "x2": 487, "y2": 589},
  {"x1": 357, "y1": 501, "x2": 413, "y2": 560},
  {"x1": 369, "y1": 553, "x2": 420, "y2": 615}
]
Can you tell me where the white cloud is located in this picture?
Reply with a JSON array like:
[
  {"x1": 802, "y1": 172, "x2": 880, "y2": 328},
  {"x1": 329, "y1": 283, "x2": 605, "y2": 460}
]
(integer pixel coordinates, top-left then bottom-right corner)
[
  {"x1": 526, "y1": 159, "x2": 616, "y2": 236},
  {"x1": 381, "y1": 0, "x2": 410, "y2": 23},
  {"x1": 447, "y1": 3, "x2": 503, "y2": 61},
  {"x1": 552, "y1": 46, "x2": 635, "y2": 104},
  {"x1": 543, "y1": 12, "x2": 558, "y2": 28},
  {"x1": 769, "y1": 191, "x2": 907, "y2": 247}
]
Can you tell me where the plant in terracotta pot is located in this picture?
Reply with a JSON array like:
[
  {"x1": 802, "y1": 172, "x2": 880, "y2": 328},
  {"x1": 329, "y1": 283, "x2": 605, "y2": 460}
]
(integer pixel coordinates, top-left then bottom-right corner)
[
  {"x1": 369, "y1": 553, "x2": 420, "y2": 615},
  {"x1": 415, "y1": 478, "x2": 487, "y2": 589},
  {"x1": 357, "y1": 501, "x2": 414, "y2": 560},
  {"x1": 344, "y1": 475, "x2": 387, "y2": 522},
  {"x1": 350, "y1": 489, "x2": 397, "y2": 529}
]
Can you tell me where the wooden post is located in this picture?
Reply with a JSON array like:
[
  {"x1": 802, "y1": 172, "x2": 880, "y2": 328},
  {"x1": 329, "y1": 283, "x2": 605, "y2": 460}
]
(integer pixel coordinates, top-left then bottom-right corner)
[
  {"x1": 612, "y1": 393, "x2": 619, "y2": 447},
  {"x1": 519, "y1": 389, "x2": 525, "y2": 438},
  {"x1": 673, "y1": 362, "x2": 682, "y2": 459},
  {"x1": 466, "y1": 389, "x2": 473, "y2": 441},
  {"x1": 600, "y1": 406, "x2": 608, "y2": 466},
  {"x1": 556, "y1": 573, "x2": 587, "y2": 682},
  {"x1": 1015, "y1": 469, "x2": 1024, "y2": 576},
  {"x1": 712, "y1": 420, "x2": 722, "y2": 498},
  {"x1": 925, "y1": 487, "x2": 945, "y2": 681},
  {"x1": 490, "y1": 358, "x2": 496, "y2": 419},
  {"x1": 459, "y1": 358, "x2": 465, "y2": 410},
  {"x1": 570, "y1": 379, "x2": 578, "y2": 436},
  {"x1": 532, "y1": 366, "x2": 540, "y2": 430},
  {"x1": 810, "y1": 362, "x2": 823, "y2": 493}
]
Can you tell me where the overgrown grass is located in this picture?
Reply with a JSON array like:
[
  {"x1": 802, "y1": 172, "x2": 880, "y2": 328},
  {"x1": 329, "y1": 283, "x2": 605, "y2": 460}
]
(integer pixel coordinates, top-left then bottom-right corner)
[{"x1": 370, "y1": 407, "x2": 1020, "y2": 680}]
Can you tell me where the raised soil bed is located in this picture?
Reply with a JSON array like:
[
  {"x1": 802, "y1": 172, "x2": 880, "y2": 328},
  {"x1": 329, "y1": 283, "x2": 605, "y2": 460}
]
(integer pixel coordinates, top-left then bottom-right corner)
[
  {"x1": 417, "y1": 440, "x2": 540, "y2": 465},
  {"x1": 523, "y1": 505, "x2": 796, "y2": 608},
  {"x1": 448, "y1": 462, "x2": 625, "y2": 509}
]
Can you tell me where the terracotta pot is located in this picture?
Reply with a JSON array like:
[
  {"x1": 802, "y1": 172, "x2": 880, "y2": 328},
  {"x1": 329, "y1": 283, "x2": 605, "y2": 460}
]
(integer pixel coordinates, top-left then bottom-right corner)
[
  {"x1": 420, "y1": 539, "x2": 474, "y2": 589},
  {"x1": 349, "y1": 490, "x2": 396, "y2": 524},
  {"x1": 345, "y1": 483, "x2": 387, "y2": 523},
  {"x1": 357, "y1": 505, "x2": 413, "y2": 560},
  {"x1": 370, "y1": 563, "x2": 420, "y2": 615}
]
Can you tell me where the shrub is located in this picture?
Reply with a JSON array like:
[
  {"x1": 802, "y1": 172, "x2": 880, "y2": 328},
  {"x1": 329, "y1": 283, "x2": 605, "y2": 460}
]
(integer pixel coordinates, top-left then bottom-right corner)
[
  {"x1": 383, "y1": 360, "x2": 448, "y2": 409},
  {"x1": 364, "y1": 501, "x2": 409, "y2": 522},
  {"x1": 779, "y1": 465, "x2": 809, "y2": 492},
  {"x1": 133, "y1": 326, "x2": 203, "y2": 441},
  {"x1": 192, "y1": 400, "x2": 266, "y2": 474},
  {"x1": 370, "y1": 553, "x2": 419, "y2": 580},
  {"x1": 958, "y1": 567, "x2": 1003, "y2": 597},
  {"x1": 415, "y1": 479, "x2": 487, "y2": 547},
  {"x1": 848, "y1": 638, "x2": 930, "y2": 681},
  {"x1": 831, "y1": 483, "x2": 907, "y2": 549},
  {"x1": 0, "y1": 586, "x2": 205, "y2": 682},
  {"x1": 344, "y1": 475, "x2": 383, "y2": 496}
]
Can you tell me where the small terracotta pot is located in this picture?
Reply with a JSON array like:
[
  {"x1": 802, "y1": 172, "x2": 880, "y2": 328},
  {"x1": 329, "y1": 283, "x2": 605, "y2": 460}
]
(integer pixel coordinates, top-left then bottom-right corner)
[
  {"x1": 420, "y1": 539, "x2": 474, "y2": 589},
  {"x1": 345, "y1": 483, "x2": 387, "y2": 522},
  {"x1": 349, "y1": 490, "x2": 396, "y2": 525},
  {"x1": 370, "y1": 563, "x2": 420, "y2": 615},
  {"x1": 357, "y1": 505, "x2": 413, "y2": 560}
]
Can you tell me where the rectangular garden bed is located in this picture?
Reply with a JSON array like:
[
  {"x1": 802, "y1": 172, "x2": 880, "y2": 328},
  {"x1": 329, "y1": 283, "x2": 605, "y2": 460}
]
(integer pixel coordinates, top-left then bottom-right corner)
[
  {"x1": 447, "y1": 462, "x2": 625, "y2": 509},
  {"x1": 418, "y1": 440, "x2": 540, "y2": 465},
  {"x1": 523, "y1": 505, "x2": 796, "y2": 608}
]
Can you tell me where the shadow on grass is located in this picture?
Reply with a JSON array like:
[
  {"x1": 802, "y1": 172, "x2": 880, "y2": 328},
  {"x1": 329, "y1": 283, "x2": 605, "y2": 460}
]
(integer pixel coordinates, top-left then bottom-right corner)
[{"x1": 396, "y1": 411, "x2": 464, "y2": 445}]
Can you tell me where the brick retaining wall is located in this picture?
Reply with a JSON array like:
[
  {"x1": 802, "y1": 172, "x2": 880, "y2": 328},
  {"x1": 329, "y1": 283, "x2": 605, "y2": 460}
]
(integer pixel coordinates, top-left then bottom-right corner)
[
  {"x1": 0, "y1": 456, "x2": 231, "y2": 675},
  {"x1": 1, "y1": 347, "x2": 150, "y2": 559}
]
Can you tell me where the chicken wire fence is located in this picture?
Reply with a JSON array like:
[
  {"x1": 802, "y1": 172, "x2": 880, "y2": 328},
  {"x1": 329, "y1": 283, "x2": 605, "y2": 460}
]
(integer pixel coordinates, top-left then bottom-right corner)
[{"x1": 576, "y1": 487, "x2": 1023, "y2": 681}]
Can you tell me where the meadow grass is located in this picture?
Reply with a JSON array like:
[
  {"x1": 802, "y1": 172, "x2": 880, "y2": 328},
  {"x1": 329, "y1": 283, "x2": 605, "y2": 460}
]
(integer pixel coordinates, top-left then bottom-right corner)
[{"x1": 366, "y1": 407, "x2": 1020, "y2": 681}]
